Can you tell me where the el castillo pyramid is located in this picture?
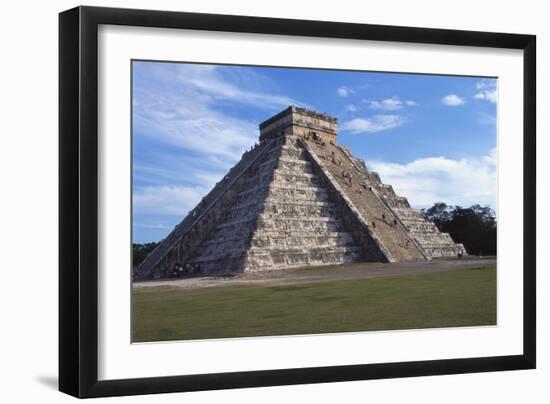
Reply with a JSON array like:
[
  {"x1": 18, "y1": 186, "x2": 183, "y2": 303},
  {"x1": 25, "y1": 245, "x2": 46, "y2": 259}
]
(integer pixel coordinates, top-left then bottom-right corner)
[{"x1": 136, "y1": 106, "x2": 465, "y2": 280}]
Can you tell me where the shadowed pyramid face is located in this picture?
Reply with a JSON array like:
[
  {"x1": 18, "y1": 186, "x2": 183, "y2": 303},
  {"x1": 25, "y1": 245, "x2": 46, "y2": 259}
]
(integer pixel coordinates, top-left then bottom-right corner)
[{"x1": 136, "y1": 107, "x2": 465, "y2": 280}]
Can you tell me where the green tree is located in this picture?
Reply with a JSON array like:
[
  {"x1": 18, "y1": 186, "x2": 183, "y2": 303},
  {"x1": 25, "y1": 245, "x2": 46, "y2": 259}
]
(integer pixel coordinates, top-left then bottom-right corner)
[
  {"x1": 421, "y1": 203, "x2": 496, "y2": 256},
  {"x1": 132, "y1": 242, "x2": 159, "y2": 268},
  {"x1": 422, "y1": 202, "x2": 452, "y2": 227}
]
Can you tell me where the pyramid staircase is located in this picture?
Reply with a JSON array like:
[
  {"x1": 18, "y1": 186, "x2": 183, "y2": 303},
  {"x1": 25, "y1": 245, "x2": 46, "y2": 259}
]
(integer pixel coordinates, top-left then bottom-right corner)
[{"x1": 303, "y1": 140, "x2": 428, "y2": 262}]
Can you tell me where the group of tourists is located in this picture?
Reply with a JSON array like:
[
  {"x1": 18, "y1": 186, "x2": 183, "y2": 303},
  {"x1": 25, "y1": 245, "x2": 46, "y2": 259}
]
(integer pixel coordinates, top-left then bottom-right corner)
[
  {"x1": 331, "y1": 151, "x2": 342, "y2": 166},
  {"x1": 341, "y1": 170, "x2": 353, "y2": 185},
  {"x1": 169, "y1": 262, "x2": 201, "y2": 278},
  {"x1": 381, "y1": 212, "x2": 398, "y2": 227}
]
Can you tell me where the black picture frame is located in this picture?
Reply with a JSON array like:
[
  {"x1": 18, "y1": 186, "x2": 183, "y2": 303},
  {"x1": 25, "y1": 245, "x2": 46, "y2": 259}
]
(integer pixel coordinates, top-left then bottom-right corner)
[{"x1": 59, "y1": 5, "x2": 536, "y2": 398}]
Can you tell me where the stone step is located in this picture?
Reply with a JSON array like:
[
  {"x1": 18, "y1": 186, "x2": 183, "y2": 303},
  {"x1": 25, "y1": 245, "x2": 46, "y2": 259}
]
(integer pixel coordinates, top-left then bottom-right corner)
[
  {"x1": 425, "y1": 246, "x2": 464, "y2": 257},
  {"x1": 400, "y1": 219, "x2": 438, "y2": 227},
  {"x1": 229, "y1": 199, "x2": 272, "y2": 212},
  {"x1": 261, "y1": 203, "x2": 336, "y2": 215},
  {"x1": 202, "y1": 230, "x2": 354, "y2": 246},
  {"x1": 414, "y1": 241, "x2": 456, "y2": 249},
  {"x1": 406, "y1": 227, "x2": 442, "y2": 235},
  {"x1": 271, "y1": 173, "x2": 320, "y2": 186},
  {"x1": 248, "y1": 245, "x2": 363, "y2": 256},
  {"x1": 231, "y1": 199, "x2": 335, "y2": 213},
  {"x1": 263, "y1": 140, "x2": 302, "y2": 152},
  {"x1": 259, "y1": 212, "x2": 336, "y2": 221},
  {"x1": 402, "y1": 221, "x2": 439, "y2": 228},
  {"x1": 420, "y1": 243, "x2": 459, "y2": 249},
  {"x1": 272, "y1": 171, "x2": 319, "y2": 181},
  {"x1": 256, "y1": 216, "x2": 340, "y2": 224},
  {"x1": 266, "y1": 187, "x2": 329, "y2": 202},
  {"x1": 213, "y1": 216, "x2": 346, "y2": 235},
  {"x1": 241, "y1": 172, "x2": 275, "y2": 186},
  {"x1": 223, "y1": 208, "x2": 262, "y2": 223},
  {"x1": 234, "y1": 182, "x2": 328, "y2": 201},
  {"x1": 216, "y1": 216, "x2": 258, "y2": 229},
  {"x1": 279, "y1": 147, "x2": 308, "y2": 160},
  {"x1": 230, "y1": 196, "x2": 334, "y2": 211},
  {"x1": 257, "y1": 154, "x2": 314, "y2": 170},
  {"x1": 415, "y1": 236, "x2": 456, "y2": 244},
  {"x1": 224, "y1": 201, "x2": 339, "y2": 223},
  {"x1": 253, "y1": 230, "x2": 352, "y2": 238},
  {"x1": 234, "y1": 184, "x2": 270, "y2": 200},
  {"x1": 259, "y1": 156, "x2": 312, "y2": 170},
  {"x1": 244, "y1": 246, "x2": 364, "y2": 270},
  {"x1": 264, "y1": 196, "x2": 330, "y2": 205},
  {"x1": 397, "y1": 216, "x2": 428, "y2": 223},
  {"x1": 273, "y1": 167, "x2": 315, "y2": 176},
  {"x1": 198, "y1": 240, "x2": 252, "y2": 257},
  {"x1": 192, "y1": 246, "x2": 363, "y2": 267},
  {"x1": 250, "y1": 234, "x2": 356, "y2": 249},
  {"x1": 268, "y1": 183, "x2": 328, "y2": 194},
  {"x1": 416, "y1": 232, "x2": 456, "y2": 241},
  {"x1": 263, "y1": 200, "x2": 334, "y2": 209},
  {"x1": 256, "y1": 218, "x2": 344, "y2": 233},
  {"x1": 198, "y1": 235, "x2": 357, "y2": 258}
]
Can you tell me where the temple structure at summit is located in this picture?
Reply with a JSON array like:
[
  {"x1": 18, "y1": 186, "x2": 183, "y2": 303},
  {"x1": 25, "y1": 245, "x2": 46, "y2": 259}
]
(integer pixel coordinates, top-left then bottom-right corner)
[{"x1": 136, "y1": 106, "x2": 465, "y2": 279}]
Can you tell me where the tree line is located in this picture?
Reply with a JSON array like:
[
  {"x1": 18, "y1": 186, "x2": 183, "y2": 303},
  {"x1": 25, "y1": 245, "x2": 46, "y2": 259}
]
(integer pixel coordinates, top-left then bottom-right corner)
[
  {"x1": 421, "y1": 203, "x2": 497, "y2": 256},
  {"x1": 132, "y1": 242, "x2": 159, "y2": 267}
]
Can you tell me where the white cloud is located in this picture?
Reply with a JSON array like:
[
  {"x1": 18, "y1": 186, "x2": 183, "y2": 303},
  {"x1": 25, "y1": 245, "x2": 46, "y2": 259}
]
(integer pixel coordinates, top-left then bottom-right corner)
[
  {"x1": 365, "y1": 97, "x2": 416, "y2": 110},
  {"x1": 134, "y1": 63, "x2": 293, "y2": 164},
  {"x1": 178, "y1": 72, "x2": 303, "y2": 109},
  {"x1": 441, "y1": 94, "x2": 465, "y2": 106},
  {"x1": 474, "y1": 79, "x2": 497, "y2": 103},
  {"x1": 346, "y1": 104, "x2": 359, "y2": 112},
  {"x1": 341, "y1": 115, "x2": 406, "y2": 134},
  {"x1": 133, "y1": 185, "x2": 209, "y2": 216},
  {"x1": 135, "y1": 101, "x2": 257, "y2": 162},
  {"x1": 367, "y1": 148, "x2": 497, "y2": 208},
  {"x1": 476, "y1": 78, "x2": 495, "y2": 90},
  {"x1": 483, "y1": 148, "x2": 497, "y2": 165},
  {"x1": 337, "y1": 86, "x2": 354, "y2": 97},
  {"x1": 367, "y1": 97, "x2": 403, "y2": 111},
  {"x1": 474, "y1": 90, "x2": 497, "y2": 103}
]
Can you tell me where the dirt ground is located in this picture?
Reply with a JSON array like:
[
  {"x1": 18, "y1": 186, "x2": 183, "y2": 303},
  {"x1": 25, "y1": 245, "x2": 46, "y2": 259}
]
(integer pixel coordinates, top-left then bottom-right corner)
[{"x1": 133, "y1": 257, "x2": 496, "y2": 290}]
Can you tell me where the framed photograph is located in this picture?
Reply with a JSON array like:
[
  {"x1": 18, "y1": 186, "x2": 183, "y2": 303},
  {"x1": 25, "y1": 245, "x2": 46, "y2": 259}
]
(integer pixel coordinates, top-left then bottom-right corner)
[{"x1": 59, "y1": 6, "x2": 536, "y2": 398}]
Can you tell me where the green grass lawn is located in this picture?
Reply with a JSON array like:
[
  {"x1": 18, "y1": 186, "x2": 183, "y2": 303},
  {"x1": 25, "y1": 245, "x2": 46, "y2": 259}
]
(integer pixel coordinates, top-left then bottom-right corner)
[{"x1": 132, "y1": 264, "x2": 496, "y2": 342}]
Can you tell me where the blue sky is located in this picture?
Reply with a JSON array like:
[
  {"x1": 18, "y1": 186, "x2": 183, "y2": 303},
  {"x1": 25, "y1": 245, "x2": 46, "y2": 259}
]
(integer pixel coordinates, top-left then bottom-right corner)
[{"x1": 133, "y1": 61, "x2": 497, "y2": 243}]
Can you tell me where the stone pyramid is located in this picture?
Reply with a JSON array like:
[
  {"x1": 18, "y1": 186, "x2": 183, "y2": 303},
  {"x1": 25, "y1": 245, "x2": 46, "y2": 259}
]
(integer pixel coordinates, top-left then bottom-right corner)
[{"x1": 136, "y1": 106, "x2": 465, "y2": 279}]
